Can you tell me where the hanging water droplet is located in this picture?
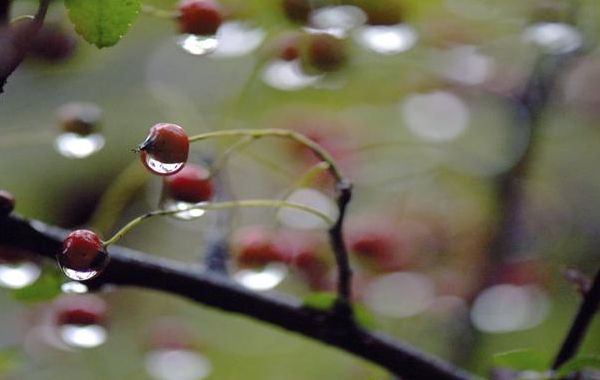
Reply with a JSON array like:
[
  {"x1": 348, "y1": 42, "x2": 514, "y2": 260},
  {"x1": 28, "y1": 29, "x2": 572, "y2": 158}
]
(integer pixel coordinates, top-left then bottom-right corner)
[
  {"x1": 0, "y1": 262, "x2": 41, "y2": 289},
  {"x1": 261, "y1": 59, "x2": 323, "y2": 91},
  {"x1": 278, "y1": 188, "x2": 338, "y2": 230},
  {"x1": 177, "y1": 34, "x2": 218, "y2": 56},
  {"x1": 58, "y1": 324, "x2": 107, "y2": 348},
  {"x1": 61, "y1": 281, "x2": 88, "y2": 294},
  {"x1": 164, "y1": 199, "x2": 206, "y2": 221},
  {"x1": 210, "y1": 21, "x2": 265, "y2": 58},
  {"x1": 145, "y1": 349, "x2": 212, "y2": 380},
  {"x1": 54, "y1": 132, "x2": 105, "y2": 159},
  {"x1": 143, "y1": 153, "x2": 186, "y2": 175},
  {"x1": 354, "y1": 24, "x2": 418, "y2": 55},
  {"x1": 305, "y1": 5, "x2": 367, "y2": 38},
  {"x1": 233, "y1": 263, "x2": 288, "y2": 291},
  {"x1": 523, "y1": 22, "x2": 582, "y2": 55},
  {"x1": 58, "y1": 248, "x2": 109, "y2": 282},
  {"x1": 364, "y1": 272, "x2": 436, "y2": 318}
]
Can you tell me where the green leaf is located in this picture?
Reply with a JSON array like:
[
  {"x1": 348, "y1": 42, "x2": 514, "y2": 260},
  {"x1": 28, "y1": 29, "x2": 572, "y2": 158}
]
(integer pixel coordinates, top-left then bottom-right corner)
[
  {"x1": 10, "y1": 269, "x2": 62, "y2": 303},
  {"x1": 302, "y1": 292, "x2": 377, "y2": 329},
  {"x1": 493, "y1": 349, "x2": 548, "y2": 372},
  {"x1": 555, "y1": 356, "x2": 600, "y2": 378},
  {"x1": 64, "y1": 0, "x2": 141, "y2": 48}
]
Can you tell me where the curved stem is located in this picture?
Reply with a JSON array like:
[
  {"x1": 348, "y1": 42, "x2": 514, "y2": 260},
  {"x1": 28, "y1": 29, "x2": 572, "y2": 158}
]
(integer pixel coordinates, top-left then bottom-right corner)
[{"x1": 102, "y1": 199, "x2": 334, "y2": 247}]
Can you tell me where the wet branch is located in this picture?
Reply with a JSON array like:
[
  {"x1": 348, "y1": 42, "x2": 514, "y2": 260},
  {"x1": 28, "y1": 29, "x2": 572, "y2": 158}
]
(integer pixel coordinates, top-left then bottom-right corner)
[{"x1": 0, "y1": 213, "x2": 479, "y2": 380}]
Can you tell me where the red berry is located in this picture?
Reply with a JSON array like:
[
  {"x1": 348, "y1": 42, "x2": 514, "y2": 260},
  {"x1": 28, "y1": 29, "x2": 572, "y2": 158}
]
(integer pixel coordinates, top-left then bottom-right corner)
[
  {"x1": 56, "y1": 102, "x2": 102, "y2": 136},
  {"x1": 163, "y1": 164, "x2": 214, "y2": 203},
  {"x1": 274, "y1": 231, "x2": 329, "y2": 290},
  {"x1": 59, "y1": 229, "x2": 107, "y2": 273},
  {"x1": 302, "y1": 33, "x2": 347, "y2": 73},
  {"x1": 177, "y1": 0, "x2": 223, "y2": 36},
  {"x1": 137, "y1": 123, "x2": 189, "y2": 176},
  {"x1": 281, "y1": 0, "x2": 312, "y2": 24},
  {"x1": 234, "y1": 227, "x2": 287, "y2": 268},
  {"x1": 348, "y1": 222, "x2": 408, "y2": 272},
  {"x1": 30, "y1": 24, "x2": 77, "y2": 62},
  {"x1": 0, "y1": 189, "x2": 15, "y2": 216},
  {"x1": 55, "y1": 295, "x2": 107, "y2": 326}
]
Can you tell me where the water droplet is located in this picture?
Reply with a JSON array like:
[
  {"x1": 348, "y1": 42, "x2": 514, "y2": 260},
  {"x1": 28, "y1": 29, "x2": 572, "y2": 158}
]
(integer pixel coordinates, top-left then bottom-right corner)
[
  {"x1": 58, "y1": 248, "x2": 109, "y2": 282},
  {"x1": 58, "y1": 324, "x2": 107, "y2": 348},
  {"x1": 354, "y1": 24, "x2": 417, "y2": 55},
  {"x1": 523, "y1": 22, "x2": 582, "y2": 55},
  {"x1": 305, "y1": 5, "x2": 366, "y2": 38},
  {"x1": 54, "y1": 132, "x2": 105, "y2": 159},
  {"x1": 234, "y1": 263, "x2": 288, "y2": 291},
  {"x1": 164, "y1": 200, "x2": 206, "y2": 221},
  {"x1": 401, "y1": 91, "x2": 469, "y2": 142},
  {"x1": 210, "y1": 21, "x2": 265, "y2": 58},
  {"x1": 435, "y1": 45, "x2": 494, "y2": 85},
  {"x1": 278, "y1": 188, "x2": 338, "y2": 230},
  {"x1": 364, "y1": 272, "x2": 436, "y2": 318},
  {"x1": 61, "y1": 281, "x2": 88, "y2": 294},
  {"x1": 0, "y1": 262, "x2": 41, "y2": 289},
  {"x1": 143, "y1": 153, "x2": 185, "y2": 175},
  {"x1": 177, "y1": 34, "x2": 218, "y2": 56},
  {"x1": 470, "y1": 284, "x2": 549, "y2": 333},
  {"x1": 261, "y1": 59, "x2": 323, "y2": 91},
  {"x1": 145, "y1": 349, "x2": 212, "y2": 380}
]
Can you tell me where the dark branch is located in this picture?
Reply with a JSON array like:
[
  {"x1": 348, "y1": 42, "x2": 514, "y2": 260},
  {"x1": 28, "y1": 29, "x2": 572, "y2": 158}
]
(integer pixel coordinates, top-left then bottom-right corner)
[
  {"x1": 552, "y1": 268, "x2": 600, "y2": 369},
  {"x1": 329, "y1": 179, "x2": 353, "y2": 317},
  {"x1": 0, "y1": 0, "x2": 10, "y2": 24},
  {"x1": 0, "y1": 213, "x2": 479, "y2": 380}
]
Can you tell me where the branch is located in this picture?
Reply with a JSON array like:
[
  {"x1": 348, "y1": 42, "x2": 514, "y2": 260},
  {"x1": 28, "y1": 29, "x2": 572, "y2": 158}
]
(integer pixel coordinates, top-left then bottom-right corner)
[
  {"x1": 0, "y1": 0, "x2": 10, "y2": 24},
  {"x1": 0, "y1": 213, "x2": 479, "y2": 380},
  {"x1": 0, "y1": 0, "x2": 50, "y2": 94}
]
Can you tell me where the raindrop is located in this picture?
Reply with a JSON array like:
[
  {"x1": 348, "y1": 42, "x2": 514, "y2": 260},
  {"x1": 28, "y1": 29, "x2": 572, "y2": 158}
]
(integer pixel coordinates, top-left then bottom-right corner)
[
  {"x1": 177, "y1": 34, "x2": 218, "y2": 56},
  {"x1": 61, "y1": 281, "x2": 88, "y2": 294},
  {"x1": 354, "y1": 24, "x2": 417, "y2": 55},
  {"x1": 233, "y1": 263, "x2": 288, "y2": 291},
  {"x1": 58, "y1": 248, "x2": 109, "y2": 282},
  {"x1": 278, "y1": 188, "x2": 338, "y2": 230},
  {"x1": 364, "y1": 272, "x2": 436, "y2": 318},
  {"x1": 0, "y1": 262, "x2": 41, "y2": 289},
  {"x1": 143, "y1": 152, "x2": 185, "y2": 175},
  {"x1": 210, "y1": 21, "x2": 265, "y2": 58},
  {"x1": 523, "y1": 22, "x2": 582, "y2": 55},
  {"x1": 58, "y1": 324, "x2": 107, "y2": 348},
  {"x1": 401, "y1": 91, "x2": 469, "y2": 142},
  {"x1": 164, "y1": 199, "x2": 206, "y2": 221},
  {"x1": 146, "y1": 349, "x2": 212, "y2": 380},
  {"x1": 261, "y1": 59, "x2": 323, "y2": 91},
  {"x1": 54, "y1": 133, "x2": 105, "y2": 159},
  {"x1": 470, "y1": 284, "x2": 550, "y2": 333},
  {"x1": 306, "y1": 5, "x2": 367, "y2": 38}
]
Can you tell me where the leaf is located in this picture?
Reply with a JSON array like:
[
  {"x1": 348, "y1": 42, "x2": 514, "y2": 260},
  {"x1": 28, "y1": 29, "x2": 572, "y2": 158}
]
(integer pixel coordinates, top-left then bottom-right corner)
[
  {"x1": 10, "y1": 269, "x2": 62, "y2": 303},
  {"x1": 302, "y1": 292, "x2": 377, "y2": 329},
  {"x1": 493, "y1": 349, "x2": 548, "y2": 372},
  {"x1": 64, "y1": 0, "x2": 141, "y2": 48},
  {"x1": 555, "y1": 356, "x2": 600, "y2": 378}
]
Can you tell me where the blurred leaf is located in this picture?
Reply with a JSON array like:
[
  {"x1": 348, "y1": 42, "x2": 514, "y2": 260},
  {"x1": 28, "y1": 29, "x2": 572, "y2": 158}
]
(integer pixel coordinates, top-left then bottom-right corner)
[
  {"x1": 302, "y1": 292, "x2": 377, "y2": 329},
  {"x1": 555, "y1": 356, "x2": 600, "y2": 378},
  {"x1": 64, "y1": 0, "x2": 141, "y2": 48},
  {"x1": 0, "y1": 348, "x2": 22, "y2": 375},
  {"x1": 493, "y1": 349, "x2": 548, "y2": 372},
  {"x1": 10, "y1": 269, "x2": 62, "y2": 303}
]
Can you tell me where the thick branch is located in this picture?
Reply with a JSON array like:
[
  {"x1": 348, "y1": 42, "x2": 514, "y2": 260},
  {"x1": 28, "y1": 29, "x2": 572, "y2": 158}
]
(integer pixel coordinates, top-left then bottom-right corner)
[
  {"x1": 329, "y1": 179, "x2": 353, "y2": 315},
  {"x1": 0, "y1": 213, "x2": 478, "y2": 380}
]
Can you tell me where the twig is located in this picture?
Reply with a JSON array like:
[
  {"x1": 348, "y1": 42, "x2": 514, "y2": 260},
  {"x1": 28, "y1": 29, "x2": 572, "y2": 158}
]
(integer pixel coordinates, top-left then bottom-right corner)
[
  {"x1": 0, "y1": 0, "x2": 10, "y2": 24},
  {"x1": 0, "y1": 213, "x2": 479, "y2": 380}
]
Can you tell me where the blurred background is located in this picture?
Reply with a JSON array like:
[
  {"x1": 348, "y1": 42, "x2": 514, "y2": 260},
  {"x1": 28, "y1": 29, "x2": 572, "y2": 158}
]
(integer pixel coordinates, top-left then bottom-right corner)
[{"x1": 2, "y1": 0, "x2": 600, "y2": 378}]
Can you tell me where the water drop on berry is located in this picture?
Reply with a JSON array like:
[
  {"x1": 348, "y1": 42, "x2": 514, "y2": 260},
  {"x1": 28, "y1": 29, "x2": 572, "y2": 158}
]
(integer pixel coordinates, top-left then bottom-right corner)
[
  {"x1": 58, "y1": 230, "x2": 109, "y2": 281},
  {"x1": 0, "y1": 262, "x2": 41, "y2": 289},
  {"x1": 233, "y1": 263, "x2": 288, "y2": 291},
  {"x1": 145, "y1": 349, "x2": 212, "y2": 380},
  {"x1": 177, "y1": 34, "x2": 219, "y2": 56},
  {"x1": 61, "y1": 281, "x2": 89, "y2": 294},
  {"x1": 210, "y1": 21, "x2": 265, "y2": 58},
  {"x1": 59, "y1": 324, "x2": 107, "y2": 348},
  {"x1": 54, "y1": 132, "x2": 105, "y2": 159},
  {"x1": 354, "y1": 24, "x2": 417, "y2": 55},
  {"x1": 142, "y1": 152, "x2": 186, "y2": 175},
  {"x1": 55, "y1": 295, "x2": 108, "y2": 348}
]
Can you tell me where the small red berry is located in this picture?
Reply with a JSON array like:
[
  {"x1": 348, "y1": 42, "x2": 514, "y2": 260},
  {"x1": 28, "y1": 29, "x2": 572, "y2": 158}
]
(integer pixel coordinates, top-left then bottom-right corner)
[
  {"x1": 163, "y1": 164, "x2": 214, "y2": 203},
  {"x1": 281, "y1": 0, "x2": 312, "y2": 24},
  {"x1": 137, "y1": 123, "x2": 189, "y2": 176},
  {"x1": 56, "y1": 102, "x2": 102, "y2": 136},
  {"x1": 58, "y1": 230, "x2": 108, "y2": 279},
  {"x1": 30, "y1": 24, "x2": 77, "y2": 62},
  {"x1": 302, "y1": 33, "x2": 347, "y2": 73},
  {"x1": 55, "y1": 295, "x2": 107, "y2": 327},
  {"x1": 0, "y1": 190, "x2": 15, "y2": 216},
  {"x1": 177, "y1": 0, "x2": 223, "y2": 36},
  {"x1": 234, "y1": 227, "x2": 287, "y2": 268}
]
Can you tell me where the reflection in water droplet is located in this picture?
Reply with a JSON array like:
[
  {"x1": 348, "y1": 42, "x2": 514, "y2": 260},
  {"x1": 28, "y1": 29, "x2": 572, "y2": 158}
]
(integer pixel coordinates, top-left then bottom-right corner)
[
  {"x1": 470, "y1": 284, "x2": 549, "y2": 333},
  {"x1": 59, "y1": 267, "x2": 102, "y2": 281},
  {"x1": 234, "y1": 263, "x2": 288, "y2": 291},
  {"x1": 306, "y1": 5, "x2": 367, "y2": 38},
  {"x1": 177, "y1": 34, "x2": 219, "y2": 56},
  {"x1": 59, "y1": 324, "x2": 107, "y2": 348},
  {"x1": 523, "y1": 23, "x2": 582, "y2": 55},
  {"x1": 145, "y1": 349, "x2": 212, "y2": 380},
  {"x1": 210, "y1": 21, "x2": 265, "y2": 58},
  {"x1": 0, "y1": 262, "x2": 41, "y2": 289},
  {"x1": 164, "y1": 200, "x2": 206, "y2": 221},
  {"x1": 278, "y1": 188, "x2": 338, "y2": 230},
  {"x1": 436, "y1": 45, "x2": 493, "y2": 85},
  {"x1": 61, "y1": 281, "x2": 88, "y2": 294},
  {"x1": 144, "y1": 155, "x2": 185, "y2": 175},
  {"x1": 262, "y1": 59, "x2": 323, "y2": 91},
  {"x1": 401, "y1": 91, "x2": 469, "y2": 142},
  {"x1": 54, "y1": 133, "x2": 105, "y2": 159},
  {"x1": 354, "y1": 24, "x2": 417, "y2": 55},
  {"x1": 364, "y1": 272, "x2": 436, "y2": 318}
]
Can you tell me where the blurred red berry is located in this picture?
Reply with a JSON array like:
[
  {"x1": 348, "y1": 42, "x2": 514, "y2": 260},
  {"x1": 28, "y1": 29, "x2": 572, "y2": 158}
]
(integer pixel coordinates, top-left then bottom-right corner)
[
  {"x1": 164, "y1": 164, "x2": 214, "y2": 203},
  {"x1": 59, "y1": 229, "x2": 107, "y2": 272},
  {"x1": 137, "y1": 123, "x2": 189, "y2": 175},
  {"x1": 302, "y1": 33, "x2": 347, "y2": 73},
  {"x1": 234, "y1": 227, "x2": 287, "y2": 268},
  {"x1": 177, "y1": 0, "x2": 223, "y2": 36},
  {"x1": 30, "y1": 24, "x2": 77, "y2": 62}
]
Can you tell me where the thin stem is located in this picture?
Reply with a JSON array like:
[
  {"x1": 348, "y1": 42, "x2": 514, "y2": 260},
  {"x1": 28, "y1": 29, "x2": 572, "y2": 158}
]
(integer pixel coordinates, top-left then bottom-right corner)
[
  {"x1": 552, "y1": 268, "x2": 600, "y2": 369},
  {"x1": 209, "y1": 136, "x2": 255, "y2": 178},
  {"x1": 102, "y1": 199, "x2": 335, "y2": 247}
]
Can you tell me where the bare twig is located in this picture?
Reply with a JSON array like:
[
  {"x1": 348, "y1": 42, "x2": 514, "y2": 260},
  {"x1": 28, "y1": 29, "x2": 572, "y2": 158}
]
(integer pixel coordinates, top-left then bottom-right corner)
[{"x1": 0, "y1": 213, "x2": 479, "y2": 380}]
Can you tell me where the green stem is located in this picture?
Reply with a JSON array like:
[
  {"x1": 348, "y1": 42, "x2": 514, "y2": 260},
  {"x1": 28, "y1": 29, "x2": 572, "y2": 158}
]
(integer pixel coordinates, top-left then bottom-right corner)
[
  {"x1": 102, "y1": 199, "x2": 334, "y2": 247},
  {"x1": 209, "y1": 136, "x2": 256, "y2": 178}
]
